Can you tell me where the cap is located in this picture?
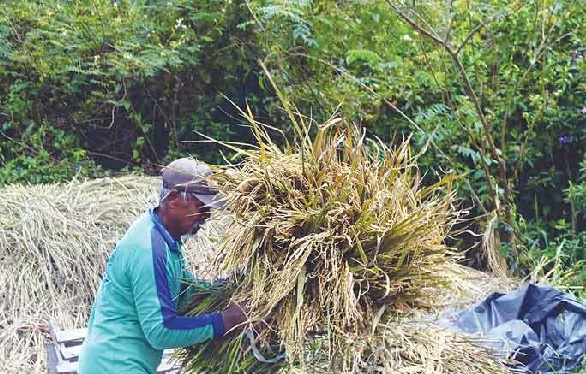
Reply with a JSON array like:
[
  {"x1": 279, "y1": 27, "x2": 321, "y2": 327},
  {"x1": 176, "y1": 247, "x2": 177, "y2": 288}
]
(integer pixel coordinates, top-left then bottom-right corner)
[{"x1": 161, "y1": 158, "x2": 224, "y2": 208}]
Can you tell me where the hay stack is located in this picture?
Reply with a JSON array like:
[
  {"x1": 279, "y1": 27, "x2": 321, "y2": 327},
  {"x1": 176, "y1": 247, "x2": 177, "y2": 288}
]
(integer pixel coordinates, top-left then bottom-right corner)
[
  {"x1": 0, "y1": 177, "x2": 151, "y2": 373},
  {"x1": 177, "y1": 118, "x2": 511, "y2": 373},
  {"x1": 0, "y1": 175, "x2": 228, "y2": 374},
  {"x1": 0, "y1": 177, "x2": 159, "y2": 314}
]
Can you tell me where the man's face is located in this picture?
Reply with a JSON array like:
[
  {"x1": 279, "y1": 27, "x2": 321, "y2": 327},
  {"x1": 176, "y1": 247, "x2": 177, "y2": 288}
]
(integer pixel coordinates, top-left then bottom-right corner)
[{"x1": 171, "y1": 192, "x2": 211, "y2": 236}]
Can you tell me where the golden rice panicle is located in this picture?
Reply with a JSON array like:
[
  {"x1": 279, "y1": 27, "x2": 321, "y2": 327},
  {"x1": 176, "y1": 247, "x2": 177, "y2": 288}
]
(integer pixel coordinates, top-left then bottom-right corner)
[{"x1": 182, "y1": 117, "x2": 464, "y2": 371}]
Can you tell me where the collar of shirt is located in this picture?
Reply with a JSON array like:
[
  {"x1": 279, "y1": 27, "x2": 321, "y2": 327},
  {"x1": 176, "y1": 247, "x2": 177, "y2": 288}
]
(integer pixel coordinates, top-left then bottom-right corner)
[{"x1": 149, "y1": 208, "x2": 181, "y2": 253}]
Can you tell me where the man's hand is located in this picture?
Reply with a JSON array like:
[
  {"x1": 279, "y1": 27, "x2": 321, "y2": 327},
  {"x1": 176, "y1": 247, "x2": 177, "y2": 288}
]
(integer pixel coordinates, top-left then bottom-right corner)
[{"x1": 221, "y1": 301, "x2": 248, "y2": 334}]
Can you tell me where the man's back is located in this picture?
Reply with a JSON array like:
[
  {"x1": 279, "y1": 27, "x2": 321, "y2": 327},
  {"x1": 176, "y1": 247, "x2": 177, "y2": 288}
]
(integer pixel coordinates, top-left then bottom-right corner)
[
  {"x1": 78, "y1": 210, "x2": 223, "y2": 374},
  {"x1": 79, "y1": 212, "x2": 163, "y2": 373}
]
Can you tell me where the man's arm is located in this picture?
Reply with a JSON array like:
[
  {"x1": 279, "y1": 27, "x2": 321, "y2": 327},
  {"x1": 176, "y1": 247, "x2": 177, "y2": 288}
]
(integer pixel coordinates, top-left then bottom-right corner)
[
  {"x1": 130, "y1": 241, "x2": 225, "y2": 350},
  {"x1": 179, "y1": 263, "x2": 245, "y2": 329}
]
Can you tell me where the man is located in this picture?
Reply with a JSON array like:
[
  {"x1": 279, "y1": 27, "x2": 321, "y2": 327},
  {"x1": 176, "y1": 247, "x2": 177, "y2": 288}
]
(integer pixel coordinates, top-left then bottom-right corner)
[{"x1": 79, "y1": 158, "x2": 246, "y2": 374}]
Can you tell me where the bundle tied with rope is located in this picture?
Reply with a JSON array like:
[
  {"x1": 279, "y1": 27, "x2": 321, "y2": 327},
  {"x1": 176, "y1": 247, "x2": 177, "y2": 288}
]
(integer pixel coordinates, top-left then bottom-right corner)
[{"x1": 176, "y1": 116, "x2": 508, "y2": 373}]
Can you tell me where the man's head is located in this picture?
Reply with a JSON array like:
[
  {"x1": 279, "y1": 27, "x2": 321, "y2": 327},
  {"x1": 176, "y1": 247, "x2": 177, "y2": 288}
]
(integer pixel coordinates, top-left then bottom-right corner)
[{"x1": 158, "y1": 158, "x2": 222, "y2": 240}]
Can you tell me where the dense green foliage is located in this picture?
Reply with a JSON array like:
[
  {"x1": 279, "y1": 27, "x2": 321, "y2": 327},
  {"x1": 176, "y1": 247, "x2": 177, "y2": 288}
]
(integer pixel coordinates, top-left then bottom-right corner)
[
  {"x1": 1, "y1": 1, "x2": 586, "y2": 293},
  {"x1": 0, "y1": 0, "x2": 277, "y2": 181}
]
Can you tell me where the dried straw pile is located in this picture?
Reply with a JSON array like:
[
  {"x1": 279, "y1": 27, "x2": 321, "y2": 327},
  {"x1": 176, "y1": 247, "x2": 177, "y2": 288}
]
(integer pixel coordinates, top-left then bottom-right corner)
[
  {"x1": 177, "y1": 118, "x2": 512, "y2": 373},
  {"x1": 0, "y1": 175, "x2": 233, "y2": 374},
  {"x1": 0, "y1": 177, "x2": 161, "y2": 373}
]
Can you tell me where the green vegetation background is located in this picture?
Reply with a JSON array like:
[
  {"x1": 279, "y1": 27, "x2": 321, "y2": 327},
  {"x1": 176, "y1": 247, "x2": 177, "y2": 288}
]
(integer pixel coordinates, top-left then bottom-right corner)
[{"x1": 1, "y1": 0, "x2": 586, "y2": 299}]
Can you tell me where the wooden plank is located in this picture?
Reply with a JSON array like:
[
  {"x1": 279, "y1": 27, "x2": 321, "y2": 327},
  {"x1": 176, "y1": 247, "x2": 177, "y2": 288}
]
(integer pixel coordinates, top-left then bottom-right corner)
[
  {"x1": 55, "y1": 328, "x2": 87, "y2": 343},
  {"x1": 61, "y1": 344, "x2": 82, "y2": 360},
  {"x1": 56, "y1": 361, "x2": 78, "y2": 373}
]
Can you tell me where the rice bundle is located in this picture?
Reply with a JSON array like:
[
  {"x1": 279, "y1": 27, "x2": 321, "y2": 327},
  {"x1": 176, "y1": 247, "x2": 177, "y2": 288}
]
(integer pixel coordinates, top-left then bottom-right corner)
[{"x1": 177, "y1": 117, "x2": 508, "y2": 373}]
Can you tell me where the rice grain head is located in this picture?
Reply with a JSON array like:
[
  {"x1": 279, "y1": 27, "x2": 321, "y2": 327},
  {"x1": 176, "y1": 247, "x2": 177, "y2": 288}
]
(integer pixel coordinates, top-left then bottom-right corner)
[{"x1": 178, "y1": 118, "x2": 482, "y2": 373}]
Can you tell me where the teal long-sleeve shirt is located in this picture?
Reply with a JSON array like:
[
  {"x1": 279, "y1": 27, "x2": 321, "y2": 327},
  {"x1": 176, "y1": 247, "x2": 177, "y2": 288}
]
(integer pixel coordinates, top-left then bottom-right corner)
[{"x1": 78, "y1": 209, "x2": 224, "y2": 374}]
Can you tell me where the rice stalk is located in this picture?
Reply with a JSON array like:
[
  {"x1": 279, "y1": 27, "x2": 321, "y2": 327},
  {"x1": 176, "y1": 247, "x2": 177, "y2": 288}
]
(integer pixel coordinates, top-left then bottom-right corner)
[{"x1": 177, "y1": 118, "x2": 474, "y2": 372}]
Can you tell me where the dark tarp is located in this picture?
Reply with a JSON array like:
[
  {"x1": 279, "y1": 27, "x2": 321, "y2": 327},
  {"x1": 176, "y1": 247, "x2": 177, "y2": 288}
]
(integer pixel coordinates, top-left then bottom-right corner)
[{"x1": 450, "y1": 284, "x2": 586, "y2": 373}]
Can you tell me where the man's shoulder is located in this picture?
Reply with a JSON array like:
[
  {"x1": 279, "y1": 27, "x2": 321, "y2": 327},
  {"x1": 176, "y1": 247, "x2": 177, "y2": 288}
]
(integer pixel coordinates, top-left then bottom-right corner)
[{"x1": 117, "y1": 211, "x2": 156, "y2": 254}]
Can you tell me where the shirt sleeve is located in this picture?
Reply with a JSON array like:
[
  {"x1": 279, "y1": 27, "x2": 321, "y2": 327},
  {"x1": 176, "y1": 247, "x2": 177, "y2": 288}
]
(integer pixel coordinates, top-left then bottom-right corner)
[{"x1": 129, "y1": 231, "x2": 225, "y2": 350}]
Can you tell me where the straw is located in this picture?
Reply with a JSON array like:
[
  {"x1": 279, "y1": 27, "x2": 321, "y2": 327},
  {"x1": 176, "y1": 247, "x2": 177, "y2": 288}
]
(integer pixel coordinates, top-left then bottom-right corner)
[{"x1": 176, "y1": 118, "x2": 512, "y2": 373}]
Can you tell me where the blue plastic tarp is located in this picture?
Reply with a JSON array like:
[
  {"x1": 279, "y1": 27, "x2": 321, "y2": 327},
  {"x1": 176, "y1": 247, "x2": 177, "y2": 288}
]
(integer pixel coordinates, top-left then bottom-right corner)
[{"x1": 450, "y1": 284, "x2": 586, "y2": 373}]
